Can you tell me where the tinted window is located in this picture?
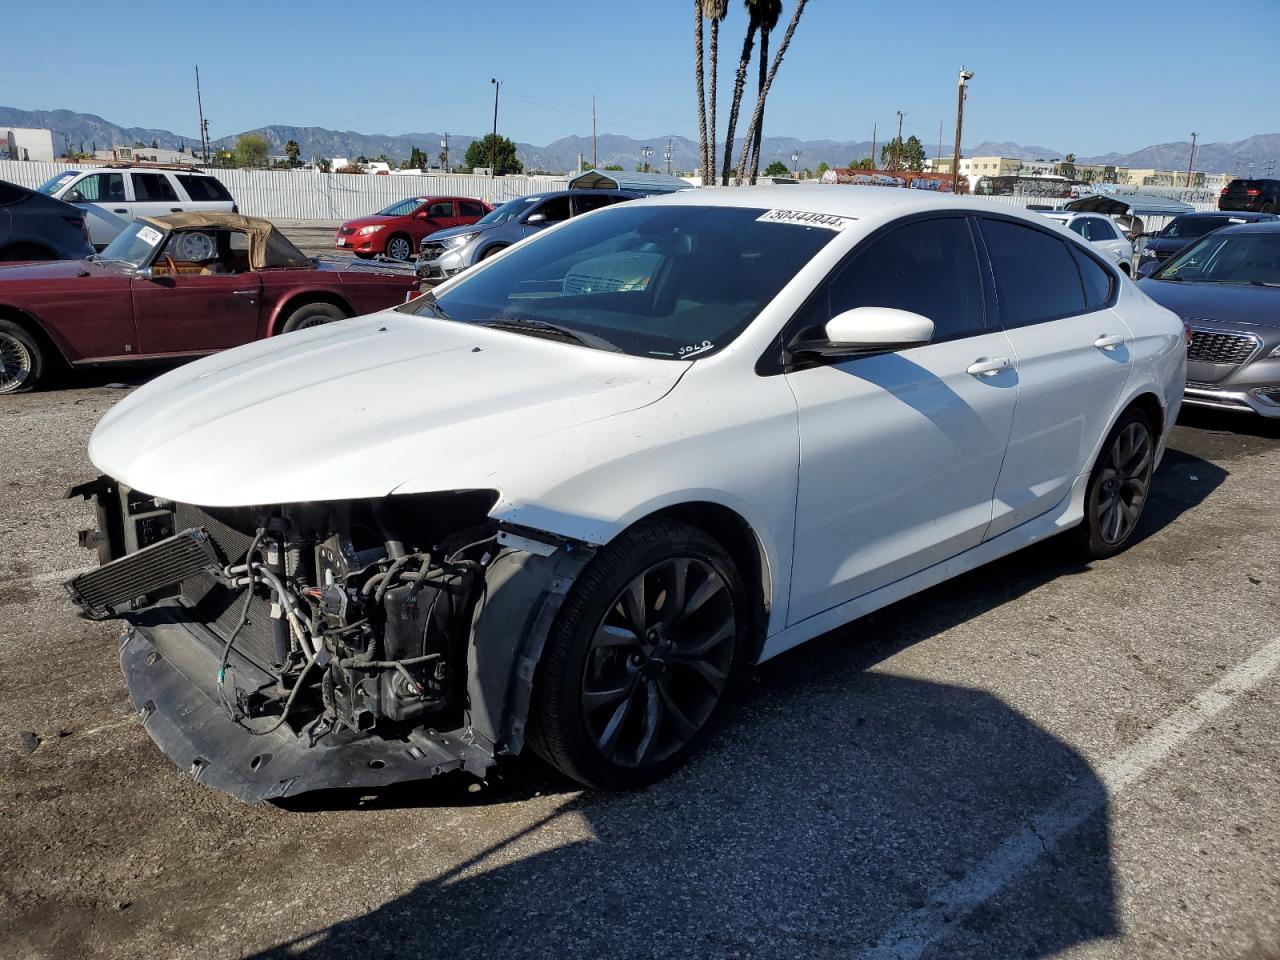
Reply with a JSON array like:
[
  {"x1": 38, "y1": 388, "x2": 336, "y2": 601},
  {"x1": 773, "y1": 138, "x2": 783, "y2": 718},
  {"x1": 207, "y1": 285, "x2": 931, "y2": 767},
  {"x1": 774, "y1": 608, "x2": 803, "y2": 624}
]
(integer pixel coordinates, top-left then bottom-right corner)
[
  {"x1": 406, "y1": 205, "x2": 838, "y2": 360},
  {"x1": 132, "y1": 173, "x2": 179, "y2": 202},
  {"x1": 459, "y1": 200, "x2": 487, "y2": 218},
  {"x1": 426, "y1": 200, "x2": 454, "y2": 218},
  {"x1": 1070, "y1": 246, "x2": 1115, "y2": 309},
  {"x1": 532, "y1": 195, "x2": 571, "y2": 223},
  {"x1": 175, "y1": 175, "x2": 233, "y2": 202},
  {"x1": 1068, "y1": 219, "x2": 1090, "y2": 238},
  {"x1": 573, "y1": 194, "x2": 615, "y2": 216},
  {"x1": 825, "y1": 217, "x2": 986, "y2": 340},
  {"x1": 73, "y1": 173, "x2": 125, "y2": 202},
  {"x1": 0, "y1": 182, "x2": 27, "y2": 205},
  {"x1": 1161, "y1": 215, "x2": 1232, "y2": 240},
  {"x1": 981, "y1": 218, "x2": 1086, "y2": 326},
  {"x1": 1088, "y1": 218, "x2": 1117, "y2": 240}
]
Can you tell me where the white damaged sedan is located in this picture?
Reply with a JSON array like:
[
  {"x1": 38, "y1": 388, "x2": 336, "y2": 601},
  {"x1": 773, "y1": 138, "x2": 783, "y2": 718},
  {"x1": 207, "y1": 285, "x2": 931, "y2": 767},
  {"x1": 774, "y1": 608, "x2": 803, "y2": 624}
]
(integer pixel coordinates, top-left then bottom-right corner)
[{"x1": 67, "y1": 187, "x2": 1186, "y2": 802}]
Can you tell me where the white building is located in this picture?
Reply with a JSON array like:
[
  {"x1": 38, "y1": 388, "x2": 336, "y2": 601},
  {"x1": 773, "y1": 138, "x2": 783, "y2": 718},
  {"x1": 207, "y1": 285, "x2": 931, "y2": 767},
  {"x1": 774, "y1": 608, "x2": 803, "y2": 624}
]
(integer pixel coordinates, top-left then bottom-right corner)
[{"x1": 2, "y1": 127, "x2": 55, "y2": 162}]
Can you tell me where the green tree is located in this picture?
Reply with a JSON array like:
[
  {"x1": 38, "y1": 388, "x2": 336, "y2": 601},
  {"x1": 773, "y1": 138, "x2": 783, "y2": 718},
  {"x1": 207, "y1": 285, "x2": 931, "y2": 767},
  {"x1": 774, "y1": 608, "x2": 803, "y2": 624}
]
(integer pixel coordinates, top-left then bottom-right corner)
[
  {"x1": 463, "y1": 134, "x2": 523, "y2": 175},
  {"x1": 816, "y1": 160, "x2": 829, "y2": 177},
  {"x1": 285, "y1": 139, "x2": 301, "y2": 167},
  {"x1": 1060, "y1": 152, "x2": 1077, "y2": 179},
  {"x1": 763, "y1": 159, "x2": 790, "y2": 177},
  {"x1": 234, "y1": 134, "x2": 269, "y2": 168},
  {"x1": 603, "y1": 163, "x2": 625, "y2": 171},
  {"x1": 850, "y1": 157, "x2": 875, "y2": 169},
  {"x1": 879, "y1": 135, "x2": 925, "y2": 172}
]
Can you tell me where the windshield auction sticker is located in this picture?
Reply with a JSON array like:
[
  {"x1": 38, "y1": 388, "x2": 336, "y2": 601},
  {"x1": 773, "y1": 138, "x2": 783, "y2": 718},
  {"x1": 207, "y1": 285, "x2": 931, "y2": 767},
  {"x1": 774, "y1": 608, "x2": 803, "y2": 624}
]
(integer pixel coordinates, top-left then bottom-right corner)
[
  {"x1": 136, "y1": 226, "x2": 163, "y2": 247},
  {"x1": 757, "y1": 209, "x2": 854, "y2": 231}
]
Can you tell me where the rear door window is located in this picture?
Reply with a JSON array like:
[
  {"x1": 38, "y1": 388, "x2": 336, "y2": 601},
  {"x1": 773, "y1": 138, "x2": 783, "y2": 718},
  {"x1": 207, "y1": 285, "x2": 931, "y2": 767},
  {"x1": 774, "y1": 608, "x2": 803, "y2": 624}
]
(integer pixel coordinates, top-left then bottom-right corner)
[
  {"x1": 425, "y1": 200, "x2": 454, "y2": 218},
  {"x1": 573, "y1": 194, "x2": 615, "y2": 216},
  {"x1": 459, "y1": 200, "x2": 486, "y2": 218},
  {"x1": 175, "y1": 175, "x2": 233, "y2": 202},
  {"x1": 1070, "y1": 247, "x2": 1116, "y2": 309},
  {"x1": 980, "y1": 218, "x2": 1087, "y2": 327},
  {"x1": 132, "y1": 173, "x2": 179, "y2": 202}
]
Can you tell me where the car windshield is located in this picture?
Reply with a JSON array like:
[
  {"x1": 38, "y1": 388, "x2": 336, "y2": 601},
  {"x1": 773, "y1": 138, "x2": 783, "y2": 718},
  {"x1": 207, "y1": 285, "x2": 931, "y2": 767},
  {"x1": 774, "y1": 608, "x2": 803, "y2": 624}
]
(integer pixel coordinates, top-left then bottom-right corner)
[
  {"x1": 36, "y1": 172, "x2": 79, "y2": 196},
  {"x1": 377, "y1": 198, "x2": 424, "y2": 217},
  {"x1": 97, "y1": 221, "x2": 165, "y2": 269},
  {"x1": 1160, "y1": 216, "x2": 1237, "y2": 240},
  {"x1": 398, "y1": 204, "x2": 840, "y2": 359},
  {"x1": 476, "y1": 198, "x2": 536, "y2": 226},
  {"x1": 1155, "y1": 232, "x2": 1280, "y2": 285}
]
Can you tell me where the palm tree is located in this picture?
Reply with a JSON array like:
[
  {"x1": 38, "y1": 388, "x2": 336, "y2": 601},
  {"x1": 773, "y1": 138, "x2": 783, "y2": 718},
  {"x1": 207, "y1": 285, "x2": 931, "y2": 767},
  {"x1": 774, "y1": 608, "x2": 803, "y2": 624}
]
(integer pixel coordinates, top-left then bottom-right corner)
[
  {"x1": 695, "y1": 0, "x2": 729, "y2": 185},
  {"x1": 733, "y1": 0, "x2": 808, "y2": 185},
  {"x1": 720, "y1": 0, "x2": 760, "y2": 185},
  {"x1": 746, "y1": 0, "x2": 782, "y2": 184}
]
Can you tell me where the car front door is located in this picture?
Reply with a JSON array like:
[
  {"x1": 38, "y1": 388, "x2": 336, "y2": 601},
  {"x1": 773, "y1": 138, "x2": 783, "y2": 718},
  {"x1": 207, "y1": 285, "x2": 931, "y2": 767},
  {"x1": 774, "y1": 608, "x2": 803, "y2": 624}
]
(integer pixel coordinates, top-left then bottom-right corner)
[
  {"x1": 784, "y1": 215, "x2": 1018, "y2": 625},
  {"x1": 523, "y1": 195, "x2": 572, "y2": 232},
  {"x1": 417, "y1": 199, "x2": 456, "y2": 236},
  {"x1": 66, "y1": 172, "x2": 130, "y2": 246},
  {"x1": 977, "y1": 216, "x2": 1135, "y2": 540},
  {"x1": 130, "y1": 228, "x2": 262, "y2": 355}
]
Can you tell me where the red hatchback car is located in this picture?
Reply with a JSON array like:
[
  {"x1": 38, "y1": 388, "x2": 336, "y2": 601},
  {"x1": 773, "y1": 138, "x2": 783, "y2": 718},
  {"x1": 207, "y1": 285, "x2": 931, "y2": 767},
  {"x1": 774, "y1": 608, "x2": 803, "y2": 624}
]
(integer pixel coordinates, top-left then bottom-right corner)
[{"x1": 335, "y1": 196, "x2": 490, "y2": 261}]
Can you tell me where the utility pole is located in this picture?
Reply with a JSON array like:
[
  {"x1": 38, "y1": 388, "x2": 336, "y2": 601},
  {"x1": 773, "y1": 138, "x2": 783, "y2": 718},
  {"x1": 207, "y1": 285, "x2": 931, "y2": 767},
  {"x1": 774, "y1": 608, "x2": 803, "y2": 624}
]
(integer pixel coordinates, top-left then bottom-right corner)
[
  {"x1": 792, "y1": 150, "x2": 801, "y2": 178},
  {"x1": 592, "y1": 95, "x2": 598, "y2": 169},
  {"x1": 937, "y1": 121, "x2": 943, "y2": 172},
  {"x1": 195, "y1": 64, "x2": 210, "y2": 163},
  {"x1": 952, "y1": 67, "x2": 974, "y2": 194},
  {"x1": 489, "y1": 78, "x2": 501, "y2": 178},
  {"x1": 1185, "y1": 132, "x2": 1198, "y2": 188},
  {"x1": 870, "y1": 122, "x2": 876, "y2": 170},
  {"x1": 665, "y1": 137, "x2": 674, "y2": 175},
  {"x1": 440, "y1": 133, "x2": 449, "y2": 173},
  {"x1": 892, "y1": 111, "x2": 904, "y2": 177},
  {"x1": 641, "y1": 145, "x2": 654, "y2": 173}
]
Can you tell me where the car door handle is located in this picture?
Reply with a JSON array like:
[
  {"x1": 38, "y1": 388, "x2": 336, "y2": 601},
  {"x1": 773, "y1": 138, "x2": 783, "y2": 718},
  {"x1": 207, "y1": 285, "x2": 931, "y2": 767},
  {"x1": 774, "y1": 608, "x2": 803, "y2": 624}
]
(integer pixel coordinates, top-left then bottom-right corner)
[
  {"x1": 232, "y1": 290, "x2": 258, "y2": 301},
  {"x1": 170, "y1": 207, "x2": 183, "y2": 213},
  {"x1": 1093, "y1": 335, "x2": 1125, "y2": 351},
  {"x1": 966, "y1": 357, "x2": 1011, "y2": 377},
  {"x1": 113, "y1": 208, "x2": 128, "y2": 214}
]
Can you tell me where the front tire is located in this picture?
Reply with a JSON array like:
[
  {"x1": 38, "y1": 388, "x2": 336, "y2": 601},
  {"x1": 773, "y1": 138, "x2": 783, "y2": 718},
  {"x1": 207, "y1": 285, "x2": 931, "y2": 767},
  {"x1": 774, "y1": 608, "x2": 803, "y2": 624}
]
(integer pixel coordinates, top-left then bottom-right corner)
[
  {"x1": 385, "y1": 234, "x2": 413, "y2": 261},
  {"x1": 280, "y1": 301, "x2": 346, "y2": 334},
  {"x1": 1070, "y1": 407, "x2": 1156, "y2": 559},
  {"x1": 528, "y1": 520, "x2": 746, "y2": 790},
  {"x1": 0, "y1": 320, "x2": 45, "y2": 394}
]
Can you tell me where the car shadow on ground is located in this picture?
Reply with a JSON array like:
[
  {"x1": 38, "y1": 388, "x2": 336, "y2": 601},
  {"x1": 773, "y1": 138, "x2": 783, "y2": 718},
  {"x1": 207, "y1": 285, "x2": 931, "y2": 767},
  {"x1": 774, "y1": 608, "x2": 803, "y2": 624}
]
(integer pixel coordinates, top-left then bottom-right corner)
[{"x1": 247, "y1": 451, "x2": 1225, "y2": 959}]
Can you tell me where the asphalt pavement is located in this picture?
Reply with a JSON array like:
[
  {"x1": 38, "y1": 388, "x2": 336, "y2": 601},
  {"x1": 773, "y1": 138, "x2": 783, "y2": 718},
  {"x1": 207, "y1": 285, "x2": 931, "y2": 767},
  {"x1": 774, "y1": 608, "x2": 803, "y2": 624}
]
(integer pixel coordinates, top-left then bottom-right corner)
[{"x1": 1, "y1": 379, "x2": 1278, "y2": 960}]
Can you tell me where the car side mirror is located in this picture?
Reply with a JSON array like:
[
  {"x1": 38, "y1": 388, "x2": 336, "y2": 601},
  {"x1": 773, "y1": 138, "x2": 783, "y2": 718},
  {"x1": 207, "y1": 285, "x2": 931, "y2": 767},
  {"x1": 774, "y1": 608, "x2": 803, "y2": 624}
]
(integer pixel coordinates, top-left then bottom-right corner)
[
  {"x1": 525, "y1": 213, "x2": 548, "y2": 225},
  {"x1": 134, "y1": 266, "x2": 156, "y2": 280},
  {"x1": 65, "y1": 189, "x2": 85, "y2": 203},
  {"x1": 414, "y1": 211, "x2": 430, "y2": 220},
  {"x1": 1136, "y1": 260, "x2": 1160, "y2": 279},
  {"x1": 793, "y1": 307, "x2": 935, "y2": 361}
]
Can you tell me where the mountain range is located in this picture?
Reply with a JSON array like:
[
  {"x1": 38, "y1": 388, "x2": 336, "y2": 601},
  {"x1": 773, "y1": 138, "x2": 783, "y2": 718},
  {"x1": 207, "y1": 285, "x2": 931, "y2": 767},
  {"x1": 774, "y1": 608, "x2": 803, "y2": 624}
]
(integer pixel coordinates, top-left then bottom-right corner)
[{"x1": 3, "y1": 106, "x2": 1277, "y2": 176}]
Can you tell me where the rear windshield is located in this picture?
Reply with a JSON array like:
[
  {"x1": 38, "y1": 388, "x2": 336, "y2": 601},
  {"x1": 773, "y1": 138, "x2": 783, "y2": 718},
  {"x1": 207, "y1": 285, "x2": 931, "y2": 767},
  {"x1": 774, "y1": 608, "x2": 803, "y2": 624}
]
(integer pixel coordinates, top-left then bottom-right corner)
[
  {"x1": 175, "y1": 174, "x2": 233, "y2": 202},
  {"x1": 1224, "y1": 180, "x2": 1275, "y2": 192},
  {"x1": 1160, "y1": 216, "x2": 1238, "y2": 240},
  {"x1": 401, "y1": 204, "x2": 839, "y2": 360}
]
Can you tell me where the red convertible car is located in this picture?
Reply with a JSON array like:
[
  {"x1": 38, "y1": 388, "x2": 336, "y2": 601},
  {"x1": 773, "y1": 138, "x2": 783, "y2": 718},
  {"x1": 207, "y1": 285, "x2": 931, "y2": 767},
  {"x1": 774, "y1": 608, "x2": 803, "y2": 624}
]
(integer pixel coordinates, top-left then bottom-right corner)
[
  {"x1": 0, "y1": 212, "x2": 421, "y2": 394},
  {"x1": 335, "y1": 195, "x2": 490, "y2": 260}
]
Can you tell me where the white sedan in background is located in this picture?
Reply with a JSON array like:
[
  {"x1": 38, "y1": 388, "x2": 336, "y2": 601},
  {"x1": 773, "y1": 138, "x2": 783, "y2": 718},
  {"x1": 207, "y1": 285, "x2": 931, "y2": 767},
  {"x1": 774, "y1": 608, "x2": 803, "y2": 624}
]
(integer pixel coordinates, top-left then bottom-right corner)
[
  {"x1": 71, "y1": 186, "x2": 1186, "y2": 802},
  {"x1": 1042, "y1": 210, "x2": 1136, "y2": 273}
]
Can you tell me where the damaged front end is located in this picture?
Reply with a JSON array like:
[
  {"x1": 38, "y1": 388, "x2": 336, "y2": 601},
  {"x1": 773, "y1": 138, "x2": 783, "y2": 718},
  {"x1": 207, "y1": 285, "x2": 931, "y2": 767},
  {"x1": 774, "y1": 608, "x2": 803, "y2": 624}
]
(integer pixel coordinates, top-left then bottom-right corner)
[{"x1": 65, "y1": 478, "x2": 591, "y2": 803}]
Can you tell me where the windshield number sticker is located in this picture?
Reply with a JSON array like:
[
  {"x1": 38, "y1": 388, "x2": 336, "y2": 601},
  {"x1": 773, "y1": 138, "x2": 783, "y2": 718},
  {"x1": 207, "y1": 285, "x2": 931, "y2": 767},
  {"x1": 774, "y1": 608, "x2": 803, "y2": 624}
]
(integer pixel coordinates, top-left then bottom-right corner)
[
  {"x1": 679, "y1": 340, "x2": 714, "y2": 358},
  {"x1": 137, "y1": 226, "x2": 163, "y2": 247},
  {"x1": 757, "y1": 209, "x2": 854, "y2": 231}
]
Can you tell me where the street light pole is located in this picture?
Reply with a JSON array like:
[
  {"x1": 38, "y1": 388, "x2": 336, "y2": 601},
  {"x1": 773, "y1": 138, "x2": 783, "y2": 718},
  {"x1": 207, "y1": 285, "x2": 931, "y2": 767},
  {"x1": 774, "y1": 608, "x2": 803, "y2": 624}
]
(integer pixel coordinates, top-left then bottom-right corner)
[
  {"x1": 792, "y1": 150, "x2": 801, "y2": 178},
  {"x1": 892, "y1": 111, "x2": 904, "y2": 178},
  {"x1": 489, "y1": 78, "x2": 501, "y2": 179},
  {"x1": 952, "y1": 67, "x2": 974, "y2": 194},
  {"x1": 1185, "y1": 132, "x2": 1198, "y2": 188}
]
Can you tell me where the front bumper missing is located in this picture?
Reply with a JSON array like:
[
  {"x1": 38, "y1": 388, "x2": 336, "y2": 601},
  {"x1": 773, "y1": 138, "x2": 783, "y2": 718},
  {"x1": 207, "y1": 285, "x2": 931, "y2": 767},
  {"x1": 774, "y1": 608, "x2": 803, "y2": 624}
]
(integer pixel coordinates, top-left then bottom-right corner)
[{"x1": 120, "y1": 608, "x2": 494, "y2": 804}]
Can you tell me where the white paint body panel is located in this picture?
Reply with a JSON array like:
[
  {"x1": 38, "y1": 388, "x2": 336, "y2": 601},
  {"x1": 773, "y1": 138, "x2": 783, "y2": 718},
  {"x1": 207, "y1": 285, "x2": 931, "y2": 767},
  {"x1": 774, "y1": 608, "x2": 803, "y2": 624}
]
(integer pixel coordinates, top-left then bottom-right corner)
[{"x1": 88, "y1": 186, "x2": 1186, "y2": 659}]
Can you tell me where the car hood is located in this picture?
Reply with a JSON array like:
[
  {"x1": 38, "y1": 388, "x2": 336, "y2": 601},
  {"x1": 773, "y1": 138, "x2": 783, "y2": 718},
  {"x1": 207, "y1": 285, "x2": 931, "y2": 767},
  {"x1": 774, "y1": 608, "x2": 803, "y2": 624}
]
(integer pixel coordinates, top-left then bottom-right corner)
[
  {"x1": 428, "y1": 222, "x2": 496, "y2": 242},
  {"x1": 88, "y1": 311, "x2": 688, "y2": 507},
  {"x1": 341, "y1": 215, "x2": 400, "y2": 229},
  {"x1": 1137, "y1": 279, "x2": 1280, "y2": 331}
]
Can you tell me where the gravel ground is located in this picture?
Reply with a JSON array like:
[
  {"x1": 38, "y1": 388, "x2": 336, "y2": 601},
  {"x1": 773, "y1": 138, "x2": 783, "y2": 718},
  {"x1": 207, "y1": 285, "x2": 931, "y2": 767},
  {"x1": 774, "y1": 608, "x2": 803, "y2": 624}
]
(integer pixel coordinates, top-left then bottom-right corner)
[{"x1": 1, "y1": 378, "x2": 1278, "y2": 960}]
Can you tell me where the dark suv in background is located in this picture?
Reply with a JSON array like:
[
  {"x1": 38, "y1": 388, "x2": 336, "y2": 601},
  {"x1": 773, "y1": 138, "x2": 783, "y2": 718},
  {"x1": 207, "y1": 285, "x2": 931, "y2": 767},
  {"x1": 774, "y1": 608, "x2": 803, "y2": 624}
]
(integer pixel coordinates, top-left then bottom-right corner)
[
  {"x1": 1139, "y1": 210, "x2": 1279, "y2": 268},
  {"x1": 1219, "y1": 178, "x2": 1280, "y2": 212},
  {"x1": 0, "y1": 179, "x2": 95, "y2": 262},
  {"x1": 416, "y1": 189, "x2": 640, "y2": 282}
]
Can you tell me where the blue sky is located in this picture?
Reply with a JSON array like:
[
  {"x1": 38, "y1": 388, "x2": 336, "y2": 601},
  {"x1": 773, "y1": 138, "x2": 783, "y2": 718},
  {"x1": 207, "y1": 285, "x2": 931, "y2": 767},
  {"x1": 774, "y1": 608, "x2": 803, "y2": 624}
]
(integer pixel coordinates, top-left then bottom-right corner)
[{"x1": 3, "y1": 0, "x2": 1277, "y2": 155}]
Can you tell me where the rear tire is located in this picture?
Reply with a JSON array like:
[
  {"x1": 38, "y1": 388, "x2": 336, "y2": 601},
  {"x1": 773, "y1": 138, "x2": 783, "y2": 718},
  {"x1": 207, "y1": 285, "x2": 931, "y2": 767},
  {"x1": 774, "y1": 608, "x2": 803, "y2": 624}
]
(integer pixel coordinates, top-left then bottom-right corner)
[
  {"x1": 0, "y1": 320, "x2": 45, "y2": 394},
  {"x1": 385, "y1": 234, "x2": 413, "y2": 261},
  {"x1": 1068, "y1": 407, "x2": 1156, "y2": 559},
  {"x1": 0, "y1": 243, "x2": 54, "y2": 263},
  {"x1": 279, "y1": 301, "x2": 346, "y2": 334},
  {"x1": 528, "y1": 520, "x2": 746, "y2": 790}
]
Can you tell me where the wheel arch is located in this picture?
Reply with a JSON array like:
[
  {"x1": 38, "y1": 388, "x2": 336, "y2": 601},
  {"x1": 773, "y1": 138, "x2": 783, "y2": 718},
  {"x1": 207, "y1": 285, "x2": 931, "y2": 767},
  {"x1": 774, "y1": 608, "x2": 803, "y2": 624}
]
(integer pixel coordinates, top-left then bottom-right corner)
[
  {"x1": 0, "y1": 303, "x2": 69, "y2": 366},
  {"x1": 267, "y1": 290, "x2": 354, "y2": 336}
]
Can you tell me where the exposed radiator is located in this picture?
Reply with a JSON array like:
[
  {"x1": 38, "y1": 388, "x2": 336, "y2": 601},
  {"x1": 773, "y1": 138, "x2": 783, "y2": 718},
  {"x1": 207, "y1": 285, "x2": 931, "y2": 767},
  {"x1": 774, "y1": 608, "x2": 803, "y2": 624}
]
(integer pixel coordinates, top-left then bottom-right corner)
[{"x1": 66, "y1": 528, "x2": 219, "y2": 620}]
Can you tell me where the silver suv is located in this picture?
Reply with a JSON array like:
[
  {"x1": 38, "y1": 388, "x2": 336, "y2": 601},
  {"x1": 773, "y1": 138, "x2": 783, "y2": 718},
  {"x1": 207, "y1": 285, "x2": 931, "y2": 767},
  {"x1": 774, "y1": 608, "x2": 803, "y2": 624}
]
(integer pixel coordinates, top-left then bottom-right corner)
[{"x1": 35, "y1": 165, "x2": 237, "y2": 248}]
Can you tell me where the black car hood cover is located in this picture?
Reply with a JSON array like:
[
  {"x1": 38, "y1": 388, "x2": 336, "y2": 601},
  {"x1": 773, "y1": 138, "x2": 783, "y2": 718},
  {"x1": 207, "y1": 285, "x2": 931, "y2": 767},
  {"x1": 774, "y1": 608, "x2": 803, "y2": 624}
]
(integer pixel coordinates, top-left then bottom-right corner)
[{"x1": 1138, "y1": 278, "x2": 1280, "y2": 331}]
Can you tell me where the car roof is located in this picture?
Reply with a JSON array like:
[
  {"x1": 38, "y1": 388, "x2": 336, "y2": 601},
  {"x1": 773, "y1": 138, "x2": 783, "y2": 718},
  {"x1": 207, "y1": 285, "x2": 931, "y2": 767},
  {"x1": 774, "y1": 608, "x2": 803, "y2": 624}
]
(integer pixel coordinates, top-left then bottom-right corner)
[
  {"x1": 628, "y1": 184, "x2": 1090, "y2": 225},
  {"x1": 508, "y1": 189, "x2": 639, "y2": 203},
  {"x1": 1174, "y1": 210, "x2": 1275, "y2": 220},
  {"x1": 1217, "y1": 221, "x2": 1280, "y2": 235}
]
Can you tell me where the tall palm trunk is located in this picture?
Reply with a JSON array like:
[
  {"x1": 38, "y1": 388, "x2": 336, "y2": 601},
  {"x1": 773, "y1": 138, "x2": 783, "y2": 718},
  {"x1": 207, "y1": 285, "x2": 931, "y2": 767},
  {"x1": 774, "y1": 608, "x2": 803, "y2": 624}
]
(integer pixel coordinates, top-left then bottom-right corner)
[
  {"x1": 707, "y1": 16, "x2": 720, "y2": 185},
  {"x1": 747, "y1": 27, "x2": 769, "y2": 183},
  {"x1": 720, "y1": 18, "x2": 758, "y2": 185},
  {"x1": 694, "y1": 2, "x2": 709, "y2": 181},
  {"x1": 734, "y1": 0, "x2": 807, "y2": 185}
]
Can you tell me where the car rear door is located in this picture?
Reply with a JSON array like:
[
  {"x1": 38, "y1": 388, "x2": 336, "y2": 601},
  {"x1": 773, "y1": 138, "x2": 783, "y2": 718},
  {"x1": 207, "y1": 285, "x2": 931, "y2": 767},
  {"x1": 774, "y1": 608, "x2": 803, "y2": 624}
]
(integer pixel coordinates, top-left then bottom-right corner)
[
  {"x1": 130, "y1": 229, "x2": 262, "y2": 354},
  {"x1": 784, "y1": 214, "x2": 1018, "y2": 624},
  {"x1": 130, "y1": 172, "x2": 185, "y2": 219},
  {"x1": 977, "y1": 216, "x2": 1134, "y2": 540}
]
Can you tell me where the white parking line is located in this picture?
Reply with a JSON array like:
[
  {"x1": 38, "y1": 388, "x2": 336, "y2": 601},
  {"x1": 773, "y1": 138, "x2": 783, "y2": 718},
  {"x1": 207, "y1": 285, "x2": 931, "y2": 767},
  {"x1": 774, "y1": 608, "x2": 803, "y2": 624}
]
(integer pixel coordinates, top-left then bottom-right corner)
[{"x1": 861, "y1": 634, "x2": 1280, "y2": 960}]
